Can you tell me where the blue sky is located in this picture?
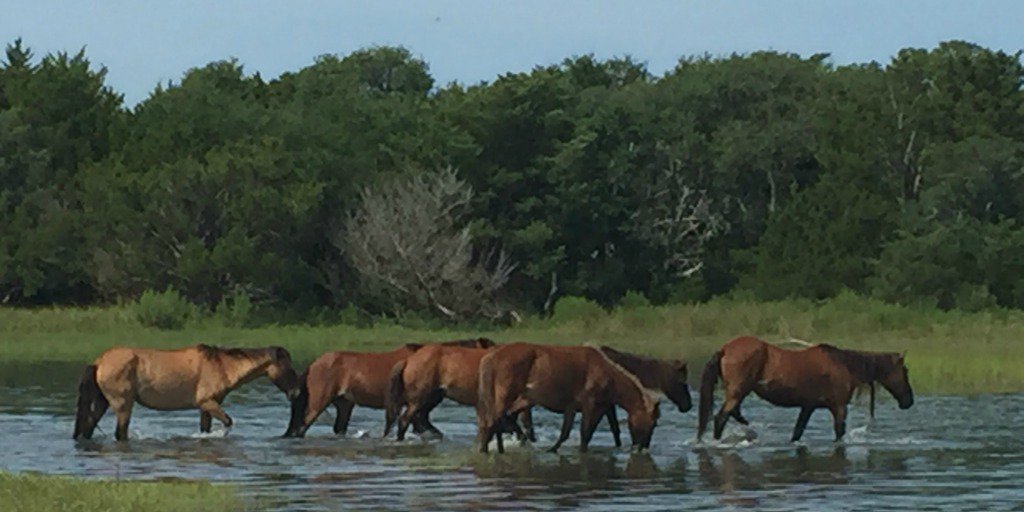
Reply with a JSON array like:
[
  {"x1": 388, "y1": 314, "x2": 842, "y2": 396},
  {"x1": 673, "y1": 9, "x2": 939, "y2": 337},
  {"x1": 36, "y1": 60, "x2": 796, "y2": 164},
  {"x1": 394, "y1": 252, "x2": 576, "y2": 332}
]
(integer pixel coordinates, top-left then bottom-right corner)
[{"x1": 3, "y1": 1, "x2": 1022, "y2": 105}]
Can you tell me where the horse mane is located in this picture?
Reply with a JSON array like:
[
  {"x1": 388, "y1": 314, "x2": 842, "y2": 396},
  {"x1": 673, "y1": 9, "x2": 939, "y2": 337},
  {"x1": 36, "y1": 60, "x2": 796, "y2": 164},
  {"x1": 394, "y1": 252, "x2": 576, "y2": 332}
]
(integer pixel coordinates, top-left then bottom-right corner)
[
  {"x1": 598, "y1": 346, "x2": 668, "y2": 393},
  {"x1": 818, "y1": 344, "x2": 895, "y2": 384},
  {"x1": 587, "y1": 345, "x2": 660, "y2": 409},
  {"x1": 441, "y1": 338, "x2": 496, "y2": 348},
  {"x1": 196, "y1": 344, "x2": 269, "y2": 361}
]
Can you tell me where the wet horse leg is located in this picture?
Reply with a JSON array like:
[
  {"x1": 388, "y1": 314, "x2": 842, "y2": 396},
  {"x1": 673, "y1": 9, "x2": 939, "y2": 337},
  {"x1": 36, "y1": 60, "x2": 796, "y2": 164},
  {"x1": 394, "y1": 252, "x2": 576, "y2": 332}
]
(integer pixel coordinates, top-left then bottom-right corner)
[
  {"x1": 199, "y1": 401, "x2": 233, "y2": 430},
  {"x1": 110, "y1": 398, "x2": 134, "y2": 441},
  {"x1": 332, "y1": 398, "x2": 354, "y2": 436},
  {"x1": 792, "y1": 407, "x2": 814, "y2": 442},
  {"x1": 830, "y1": 403, "x2": 847, "y2": 442},
  {"x1": 200, "y1": 412, "x2": 212, "y2": 433},
  {"x1": 578, "y1": 405, "x2": 603, "y2": 452},
  {"x1": 713, "y1": 390, "x2": 750, "y2": 440},
  {"x1": 518, "y1": 408, "x2": 537, "y2": 443},
  {"x1": 410, "y1": 390, "x2": 445, "y2": 438},
  {"x1": 548, "y1": 409, "x2": 576, "y2": 453},
  {"x1": 604, "y1": 407, "x2": 622, "y2": 448},
  {"x1": 731, "y1": 405, "x2": 750, "y2": 425}
]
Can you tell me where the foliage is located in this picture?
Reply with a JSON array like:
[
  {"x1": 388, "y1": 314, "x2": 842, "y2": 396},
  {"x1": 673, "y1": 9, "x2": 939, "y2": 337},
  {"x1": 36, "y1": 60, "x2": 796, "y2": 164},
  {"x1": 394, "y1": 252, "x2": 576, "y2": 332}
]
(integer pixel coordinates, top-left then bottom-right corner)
[
  {"x1": 133, "y1": 288, "x2": 196, "y2": 330},
  {"x1": 1, "y1": 39, "x2": 1024, "y2": 317}
]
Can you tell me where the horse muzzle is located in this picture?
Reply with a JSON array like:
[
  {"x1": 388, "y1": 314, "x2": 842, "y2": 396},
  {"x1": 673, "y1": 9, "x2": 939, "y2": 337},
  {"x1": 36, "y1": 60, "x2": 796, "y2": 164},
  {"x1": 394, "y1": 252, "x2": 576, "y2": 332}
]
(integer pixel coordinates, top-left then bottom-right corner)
[{"x1": 899, "y1": 396, "x2": 914, "y2": 409}]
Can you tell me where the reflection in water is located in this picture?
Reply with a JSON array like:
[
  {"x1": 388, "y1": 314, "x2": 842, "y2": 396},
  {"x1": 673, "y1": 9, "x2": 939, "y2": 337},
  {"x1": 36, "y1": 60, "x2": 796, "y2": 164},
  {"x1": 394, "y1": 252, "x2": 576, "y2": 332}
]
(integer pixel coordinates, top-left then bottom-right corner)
[{"x1": 3, "y1": 366, "x2": 1024, "y2": 510}]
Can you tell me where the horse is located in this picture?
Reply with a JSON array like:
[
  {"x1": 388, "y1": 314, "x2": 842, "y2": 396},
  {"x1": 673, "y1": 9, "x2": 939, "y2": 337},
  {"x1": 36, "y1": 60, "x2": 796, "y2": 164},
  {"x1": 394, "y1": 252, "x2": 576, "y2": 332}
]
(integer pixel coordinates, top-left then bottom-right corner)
[
  {"x1": 384, "y1": 344, "x2": 535, "y2": 442},
  {"x1": 476, "y1": 343, "x2": 660, "y2": 454},
  {"x1": 73, "y1": 344, "x2": 300, "y2": 441},
  {"x1": 697, "y1": 336, "x2": 914, "y2": 443},
  {"x1": 282, "y1": 338, "x2": 494, "y2": 438},
  {"x1": 597, "y1": 346, "x2": 693, "y2": 447}
]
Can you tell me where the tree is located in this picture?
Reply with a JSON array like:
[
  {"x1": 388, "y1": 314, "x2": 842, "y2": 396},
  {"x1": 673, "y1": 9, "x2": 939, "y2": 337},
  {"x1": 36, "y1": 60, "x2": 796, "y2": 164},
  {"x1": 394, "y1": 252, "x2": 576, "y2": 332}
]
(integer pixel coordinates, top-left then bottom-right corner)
[{"x1": 343, "y1": 168, "x2": 515, "y2": 321}]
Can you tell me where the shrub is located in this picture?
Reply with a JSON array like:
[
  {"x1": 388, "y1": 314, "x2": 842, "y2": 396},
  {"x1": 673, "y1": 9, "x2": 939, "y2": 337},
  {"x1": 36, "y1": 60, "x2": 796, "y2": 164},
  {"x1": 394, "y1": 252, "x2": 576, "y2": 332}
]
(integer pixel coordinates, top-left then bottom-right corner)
[
  {"x1": 216, "y1": 290, "x2": 255, "y2": 328},
  {"x1": 134, "y1": 289, "x2": 195, "y2": 330},
  {"x1": 550, "y1": 296, "x2": 607, "y2": 325},
  {"x1": 618, "y1": 290, "x2": 652, "y2": 309}
]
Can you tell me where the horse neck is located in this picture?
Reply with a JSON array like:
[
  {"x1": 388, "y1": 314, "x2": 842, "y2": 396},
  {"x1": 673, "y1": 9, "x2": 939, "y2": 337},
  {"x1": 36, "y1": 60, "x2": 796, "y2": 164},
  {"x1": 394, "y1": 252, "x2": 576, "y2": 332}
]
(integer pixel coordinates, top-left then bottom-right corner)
[
  {"x1": 219, "y1": 352, "x2": 272, "y2": 389},
  {"x1": 604, "y1": 360, "x2": 649, "y2": 414},
  {"x1": 833, "y1": 349, "x2": 885, "y2": 385},
  {"x1": 604, "y1": 350, "x2": 659, "y2": 390}
]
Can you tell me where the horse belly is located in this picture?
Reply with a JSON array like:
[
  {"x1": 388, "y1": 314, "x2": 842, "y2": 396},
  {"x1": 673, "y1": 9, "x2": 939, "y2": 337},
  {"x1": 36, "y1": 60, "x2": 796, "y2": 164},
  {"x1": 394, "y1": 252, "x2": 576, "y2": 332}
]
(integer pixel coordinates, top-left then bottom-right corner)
[
  {"x1": 135, "y1": 380, "x2": 198, "y2": 410},
  {"x1": 753, "y1": 384, "x2": 812, "y2": 408}
]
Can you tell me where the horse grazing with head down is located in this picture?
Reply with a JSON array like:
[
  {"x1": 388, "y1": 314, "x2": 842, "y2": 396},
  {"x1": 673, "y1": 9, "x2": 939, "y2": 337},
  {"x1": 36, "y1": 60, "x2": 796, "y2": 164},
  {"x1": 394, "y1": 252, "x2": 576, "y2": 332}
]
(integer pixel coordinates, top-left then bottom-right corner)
[
  {"x1": 476, "y1": 343, "x2": 661, "y2": 453},
  {"x1": 283, "y1": 338, "x2": 494, "y2": 438},
  {"x1": 73, "y1": 344, "x2": 300, "y2": 441},
  {"x1": 697, "y1": 336, "x2": 914, "y2": 443},
  {"x1": 597, "y1": 346, "x2": 692, "y2": 447}
]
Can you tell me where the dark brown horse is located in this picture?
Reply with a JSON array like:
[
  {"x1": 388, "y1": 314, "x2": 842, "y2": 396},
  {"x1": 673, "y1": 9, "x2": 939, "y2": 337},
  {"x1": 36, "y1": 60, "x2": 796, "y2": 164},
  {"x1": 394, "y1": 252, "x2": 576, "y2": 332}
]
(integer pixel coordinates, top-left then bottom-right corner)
[
  {"x1": 476, "y1": 343, "x2": 660, "y2": 453},
  {"x1": 597, "y1": 346, "x2": 692, "y2": 447},
  {"x1": 73, "y1": 344, "x2": 300, "y2": 441},
  {"x1": 283, "y1": 338, "x2": 494, "y2": 438},
  {"x1": 697, "y1": 336, "x2": 914, "y2": 442},
  {"x1": 385, "y1": 344, "x2": 535, "y2": 441}
]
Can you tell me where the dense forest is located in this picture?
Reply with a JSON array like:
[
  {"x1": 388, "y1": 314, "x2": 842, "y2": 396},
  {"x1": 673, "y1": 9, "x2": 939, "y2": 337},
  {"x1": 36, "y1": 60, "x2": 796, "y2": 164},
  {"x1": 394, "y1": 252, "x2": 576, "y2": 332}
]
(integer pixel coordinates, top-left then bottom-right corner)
[{"x1": 2, "y1": 39, "x2": 1023, "y2": 321}]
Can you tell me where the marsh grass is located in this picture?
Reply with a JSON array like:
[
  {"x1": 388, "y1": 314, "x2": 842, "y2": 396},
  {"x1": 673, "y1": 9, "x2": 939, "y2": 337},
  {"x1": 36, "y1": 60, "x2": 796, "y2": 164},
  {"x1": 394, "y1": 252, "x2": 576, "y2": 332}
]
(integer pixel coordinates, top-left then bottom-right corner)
[
  {"x1": 0, "y1": 472, "x2": 240, "y2": 512},
  {"x1": 2, "y1": 293, "x2": 1022, "y2": 394}
]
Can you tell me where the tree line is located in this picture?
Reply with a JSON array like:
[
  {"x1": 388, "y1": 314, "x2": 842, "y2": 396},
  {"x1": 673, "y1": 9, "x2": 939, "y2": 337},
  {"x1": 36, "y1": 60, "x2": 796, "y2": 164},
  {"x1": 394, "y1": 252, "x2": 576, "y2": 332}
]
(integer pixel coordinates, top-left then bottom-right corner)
[{"x1": 2, "y1": 39, "x2": 1023, "y2": 320}]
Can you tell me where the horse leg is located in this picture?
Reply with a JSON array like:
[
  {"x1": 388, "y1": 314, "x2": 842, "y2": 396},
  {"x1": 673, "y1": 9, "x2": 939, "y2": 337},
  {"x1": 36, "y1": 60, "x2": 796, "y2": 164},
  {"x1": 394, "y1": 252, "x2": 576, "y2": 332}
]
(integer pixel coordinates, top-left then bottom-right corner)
[
  {"x1": 199, "y1": 401, "x2": 234, "y2": 430},
  {"x1": 548, "y1": 409, "x2": 576, "y2": 453},
  {"x1": 578, "y1": 405, "x2": 602, "y2": 452},
  {"x1": 791, "y1": 407, "x2": 814, "y2": 442},
  {"x1": 519, "y1": 407, "x2": 537, "y2": 443},
  {"x1": 713, "y1": 392, "x2": 748, "y2": 440},
  {"x1": 731, "y1": 405, "x2": 750, "y2": 426},
  {"x1": 332, "y1": 398, "x2": 354, "y2": 436},
  {"x1": 200, "y1": 412, "x2": 212, "y2": 433},
  {"x1": 605, "y1": 407, "x2": 622, "y2": 448},
  {"x1": 830, "y1": 404, "x2": 848, "y2": 442},
  {"x1": 111, "y1": 399, "x2": 134, "y2": 442}
]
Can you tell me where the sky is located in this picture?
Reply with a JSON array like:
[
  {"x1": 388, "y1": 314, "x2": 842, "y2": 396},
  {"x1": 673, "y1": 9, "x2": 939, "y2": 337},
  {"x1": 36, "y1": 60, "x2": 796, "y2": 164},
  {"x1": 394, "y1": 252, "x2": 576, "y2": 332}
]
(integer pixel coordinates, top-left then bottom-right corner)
[{"x1": 2, "y1": 1, "x2": 1023, "y2": 105}]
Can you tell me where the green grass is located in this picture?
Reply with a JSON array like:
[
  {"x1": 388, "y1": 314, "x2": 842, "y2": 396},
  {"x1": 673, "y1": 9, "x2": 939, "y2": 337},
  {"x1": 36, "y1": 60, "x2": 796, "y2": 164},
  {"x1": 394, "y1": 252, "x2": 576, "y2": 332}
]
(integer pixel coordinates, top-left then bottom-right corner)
[
  {"x1": 3, "y1": 292, "x2": 1023, "y2": 395},
  {"x1": 0, "y1": 473, "x2": 240, "y2": 512}
]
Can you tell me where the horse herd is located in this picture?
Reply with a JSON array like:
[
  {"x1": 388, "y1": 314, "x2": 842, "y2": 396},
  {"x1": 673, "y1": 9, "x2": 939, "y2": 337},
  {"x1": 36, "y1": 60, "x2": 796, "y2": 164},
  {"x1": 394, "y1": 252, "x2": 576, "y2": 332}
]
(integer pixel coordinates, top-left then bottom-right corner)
[{"x1": 72, "y1": 336, "x2": 915, "y2": 453}]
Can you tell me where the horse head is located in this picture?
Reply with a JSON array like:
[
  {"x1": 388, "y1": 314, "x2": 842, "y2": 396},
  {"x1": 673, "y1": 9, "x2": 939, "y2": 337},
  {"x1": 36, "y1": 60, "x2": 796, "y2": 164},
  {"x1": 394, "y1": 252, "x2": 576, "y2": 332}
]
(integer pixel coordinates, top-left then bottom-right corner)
[
  {"x1": 662, "y1": 359, "x2": 693, "y2": 413},
  {"x1": 628, "y1": 399, "x2": 660, "y2": 452},
  {"x1": 877, "y1": 353, "x2": 914, "y2": 409},
  {"x1": 267, "y1": 347, "x2": 301, "y2": 401}
]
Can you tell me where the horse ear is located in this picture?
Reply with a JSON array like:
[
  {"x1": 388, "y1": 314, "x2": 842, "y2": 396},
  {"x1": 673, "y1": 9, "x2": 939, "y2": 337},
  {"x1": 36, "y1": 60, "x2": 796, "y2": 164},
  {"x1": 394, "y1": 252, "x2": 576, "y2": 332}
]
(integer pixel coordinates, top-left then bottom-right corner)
[
  {"x1": 274, "y1": 347, "x2": 290, "y2": 361},
  {"x1": 674, "y1": 360, "x2": 687, "y2": 373}
]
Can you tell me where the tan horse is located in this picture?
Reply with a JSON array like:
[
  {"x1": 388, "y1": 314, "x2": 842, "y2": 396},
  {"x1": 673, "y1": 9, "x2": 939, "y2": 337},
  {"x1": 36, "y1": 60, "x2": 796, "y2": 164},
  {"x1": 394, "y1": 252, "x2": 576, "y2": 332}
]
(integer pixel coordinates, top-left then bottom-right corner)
[
  {"x1": 476, "y1": 343, "x2": 660, "y2": 453},
  {"x1": 283, "y1": 338, "x2": 494, "y2": 438},
  {"x1": 597, "y1": 346, "x2": 692, "y2": 447},
  {"x1": 384, "y1": 344, "x2": 535, "y2": 441},
  {"x1": 73, "y1": 344, "x2": 300, "y2": 441},
  {"x1": 698, "y1": 336, "x2": 914, "y2": 442}
]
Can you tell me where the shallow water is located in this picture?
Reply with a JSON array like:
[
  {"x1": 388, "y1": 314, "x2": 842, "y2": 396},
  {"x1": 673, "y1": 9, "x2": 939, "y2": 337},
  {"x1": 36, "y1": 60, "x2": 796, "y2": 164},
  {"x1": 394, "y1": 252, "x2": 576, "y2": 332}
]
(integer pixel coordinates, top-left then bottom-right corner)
[{"x1": 1, "y1": 364, "x2": 1022, "y2": 510}]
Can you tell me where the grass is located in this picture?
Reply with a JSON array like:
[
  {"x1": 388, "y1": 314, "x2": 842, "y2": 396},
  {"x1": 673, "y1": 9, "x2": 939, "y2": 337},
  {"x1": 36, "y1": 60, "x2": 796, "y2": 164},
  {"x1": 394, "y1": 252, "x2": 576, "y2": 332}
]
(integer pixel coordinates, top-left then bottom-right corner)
[
  {"x1": 0, "y1": 473, "x2": 240, "y2": 512},
  {"x1": 2, "y1": 292, "x2": 1023, "y2": 394}
]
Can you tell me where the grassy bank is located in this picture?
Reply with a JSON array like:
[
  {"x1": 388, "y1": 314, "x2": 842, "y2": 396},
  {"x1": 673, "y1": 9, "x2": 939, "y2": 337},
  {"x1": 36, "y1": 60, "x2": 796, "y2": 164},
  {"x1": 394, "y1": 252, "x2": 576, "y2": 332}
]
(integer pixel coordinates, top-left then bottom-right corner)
[
  {"x1": 0, "y1": 473, "x2": 240, "y2": 512},
  {"x1": 2, "y1": 293, "x2": 1023, "y2": 394}
]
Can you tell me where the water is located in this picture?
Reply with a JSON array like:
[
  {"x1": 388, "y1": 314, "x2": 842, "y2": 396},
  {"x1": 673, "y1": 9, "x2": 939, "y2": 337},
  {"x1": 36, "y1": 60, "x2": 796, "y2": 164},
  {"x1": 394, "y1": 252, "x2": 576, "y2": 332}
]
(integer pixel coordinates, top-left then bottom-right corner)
[{"x1": 1, "y1": 363, "x2": 1023, "y2": 510}]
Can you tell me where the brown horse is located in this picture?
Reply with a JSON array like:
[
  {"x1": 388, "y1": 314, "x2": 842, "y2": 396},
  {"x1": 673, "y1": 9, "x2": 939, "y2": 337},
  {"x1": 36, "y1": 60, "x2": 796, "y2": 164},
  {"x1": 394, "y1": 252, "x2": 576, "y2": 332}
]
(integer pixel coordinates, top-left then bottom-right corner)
[
  {"x1": 697, "y1": 336, "x2": 914, "y2": 442},
  {"x1": 283, "y1": 338, "x2": 494, "y2": 438},
  {"x1": 597, "y1": 346, "x2": 693, "y2": 447},
  {"x1": 384, "y1": 344, "x2": 535, "y2": 441},
  {"x1": 476, "y1": 343, "x2": 660, "y2": 453},
  {"x1": 73, "y1": 344, "x2": 300, "y2": 441}
]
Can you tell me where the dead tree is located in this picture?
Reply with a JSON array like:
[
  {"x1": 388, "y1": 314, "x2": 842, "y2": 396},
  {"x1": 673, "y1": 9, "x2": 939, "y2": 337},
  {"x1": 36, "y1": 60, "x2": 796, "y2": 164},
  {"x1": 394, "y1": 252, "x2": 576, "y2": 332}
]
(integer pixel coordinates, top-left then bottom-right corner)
[{"x1": 342, "y1": 167, "x2": 515, "y2": 321}]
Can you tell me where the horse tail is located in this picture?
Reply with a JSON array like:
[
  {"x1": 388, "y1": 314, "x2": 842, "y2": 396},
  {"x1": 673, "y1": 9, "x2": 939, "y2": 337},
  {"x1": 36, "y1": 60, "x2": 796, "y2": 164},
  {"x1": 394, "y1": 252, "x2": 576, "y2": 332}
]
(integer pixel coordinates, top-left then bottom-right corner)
[
  {"x1": 73, "y1": 364, "x2": 107, "y2": 440},
  {"x1": 384, "y1": 360, "x2": 407, "y2": 437},
  {"x1": 284, "y1": 369, "x2": 310, "y2": 438},
  {"x1": 477, "y1": 352, "x2": 497, "y2": 430},
  {"x1": 697, "y1": 350, "x2": 723, "y2": 440}
]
